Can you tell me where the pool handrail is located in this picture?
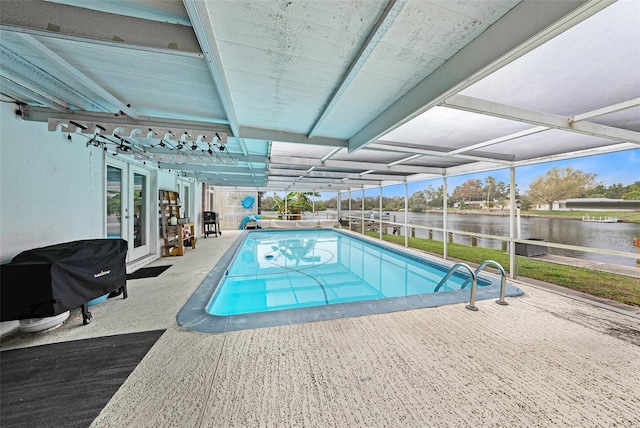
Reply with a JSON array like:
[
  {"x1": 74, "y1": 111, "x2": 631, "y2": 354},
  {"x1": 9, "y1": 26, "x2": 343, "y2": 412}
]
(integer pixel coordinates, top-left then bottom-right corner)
[
  {"x1": 433, "y1": 262, "x2": 479, "y2": 310},
  {"x1": 433, "y1": 262, "x2": 475, "y2": 293},
  {"x1": 459, "y1": 260, "x2": 508, "y2": 306}
]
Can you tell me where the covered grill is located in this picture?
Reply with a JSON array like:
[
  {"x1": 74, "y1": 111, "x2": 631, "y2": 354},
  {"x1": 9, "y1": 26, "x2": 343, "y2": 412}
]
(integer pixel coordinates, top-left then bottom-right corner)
[{"x1": 0, "y1": 239, "x2": 128, "y2": 325}]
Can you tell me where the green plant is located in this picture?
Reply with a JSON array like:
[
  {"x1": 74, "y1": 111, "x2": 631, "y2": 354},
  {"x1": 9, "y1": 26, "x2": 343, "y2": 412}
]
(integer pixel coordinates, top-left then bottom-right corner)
[{"x1": 271, "y1": 192, "x2": 319, "y2": 217}]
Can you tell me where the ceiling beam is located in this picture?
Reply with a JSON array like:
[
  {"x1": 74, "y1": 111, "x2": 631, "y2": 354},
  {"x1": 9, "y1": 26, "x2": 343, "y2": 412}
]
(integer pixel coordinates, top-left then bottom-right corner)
[
  {"x1": 449, "y1": 97, "x2": 640, "y2": 156},
  {"x1": 152, "y1": 153, "x2": 267, "y2": 163},
  {"x1": 388, "y1": 154, "x2": 422, "y2": 166},
  {"x1": 0, "y1": 75, "x2": 69, "y2": 111},
  {"x1": 321, "y1": 148, "x2": 345, "y2": 162},
  {"x1": 240, "y1": 126, "x2": 347, "y2": 147},
  {"x1": 268, "y1": 169, "x2": 406, "y2": 181},
  {"x1": 187, "y1": 176, "x2": 267, "y2": 184},
  {"x1": 17, "y1": 33, "x2": 140, "y2": 119},
  {"x1": 443, "y1": 94, "x2": 640, "y2": 144},
  {"x1": 0, "y1": 44, "x2": 107, "y2": 111},
  {"x1": 136, "y1": 152, "x2": 241, "y2": 165},
  {"x1": 0, "y1": 0, "x2": 201, "y2": 54},
  {"x1": 200, "y1": 180, "x2": 267, "y2": 186},
  {"x1": 25, "y1": 106, "x2": 348, "y2": 147},
  {"x1": 268, "y1": 176, "x2": 340, "y2": 183},
  {"x1": 570, "y1": 97, "x2": 640, "y2": 122},
  {"x1": 307, "y1": 0, "x2": 407, "y2": 138},
  {"x1": 269, "y1": 156, "x2": 443, "y2": 174},
  {"x1": 1, "y1": 25, "x2": 202, "y2": 59},
  {"x1": 264, "y1": 182, "x2": 356, "y2": 191},
  {"x1": 268, "y1": 176, "x2": 390, "y2": 187},
  {"x1": 158, "y1": 164, "x2": 265, "y2": 174},
  {"x1": 443, "y1": 143, "x2": 637, "y2": 178},
  {"x1": 448, "y1": 127, "x2": 548, "y2": 156},
  {"x1": 27, "y1": 107, "x2": 231, "y2": 127},
  {"x1": 26, "y1": 108, "x2": 232, "y2": 135},
  {"x1": 443, "y1": 161, "x2": 516, "y2": 178},
  {"x1": 366, "y1": 142, "x2": 515, "y2": 164},
  {"x1": 184, "y1": 0, "x2": 240, "y2": 137},
  {"x1": 512, "y1": 142, "x2": 637, "y2": 168},
  {"x1": 348, "y1": 0, "x2": 612, "y2": 153}
]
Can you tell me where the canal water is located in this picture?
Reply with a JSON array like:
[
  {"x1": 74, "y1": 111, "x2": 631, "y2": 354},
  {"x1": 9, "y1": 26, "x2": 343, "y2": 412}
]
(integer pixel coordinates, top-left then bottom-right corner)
[
  {"x1": 290, "y1": 210, "x2": 639, "y2": 268},
  {"x1": 388, "y1": 211, "x2": 639, "y2": 268}
]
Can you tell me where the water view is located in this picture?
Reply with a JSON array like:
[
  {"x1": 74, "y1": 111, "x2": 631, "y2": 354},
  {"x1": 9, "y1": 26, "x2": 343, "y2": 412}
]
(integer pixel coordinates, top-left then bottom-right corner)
[{"x1": 266, "y1": 211, "x2": 640, "y2": 268}]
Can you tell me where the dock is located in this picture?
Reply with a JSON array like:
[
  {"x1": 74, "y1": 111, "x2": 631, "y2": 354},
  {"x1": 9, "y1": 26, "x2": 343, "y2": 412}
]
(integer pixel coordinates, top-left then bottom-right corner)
[{"x1": 582, "y1": 215, "x2": 618, "y2": 223}]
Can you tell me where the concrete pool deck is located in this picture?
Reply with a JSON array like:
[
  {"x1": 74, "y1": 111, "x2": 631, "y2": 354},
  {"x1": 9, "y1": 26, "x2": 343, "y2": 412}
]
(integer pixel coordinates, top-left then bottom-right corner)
[{"x1": 1, "y1": 230, "x2": 639, "y2": 427}]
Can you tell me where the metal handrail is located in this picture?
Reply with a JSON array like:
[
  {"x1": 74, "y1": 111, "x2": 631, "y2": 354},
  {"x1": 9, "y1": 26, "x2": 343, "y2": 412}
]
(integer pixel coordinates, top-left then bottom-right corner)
[
  {"x1": 433, "y1": 262, "x2": 479, "y2": 311},
  {"x1": 433, "y1": 262, "x2": 473, "y2": 292},
  {"x1": 472, "y1": 260, "x2": 508, "y2": 306}
]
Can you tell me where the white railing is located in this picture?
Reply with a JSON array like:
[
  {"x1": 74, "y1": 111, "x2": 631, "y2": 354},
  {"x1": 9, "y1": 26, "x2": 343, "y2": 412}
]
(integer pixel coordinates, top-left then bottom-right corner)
[{"x1": 339, "y1": 213, "x2": 639, "y2": 262}]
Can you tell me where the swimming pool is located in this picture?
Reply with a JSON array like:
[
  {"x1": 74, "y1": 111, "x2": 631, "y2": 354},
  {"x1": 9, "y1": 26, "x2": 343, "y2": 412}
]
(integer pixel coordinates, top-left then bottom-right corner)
[{"x1": 178, "y1": 229, "x2": 523, "y2": 333}]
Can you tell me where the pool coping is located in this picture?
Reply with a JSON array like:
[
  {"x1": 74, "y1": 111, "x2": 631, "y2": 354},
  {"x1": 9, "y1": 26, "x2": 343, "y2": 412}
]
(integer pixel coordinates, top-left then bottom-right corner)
[{"x1": 177, "y1": 229, "x2": 524, "y2": 333}]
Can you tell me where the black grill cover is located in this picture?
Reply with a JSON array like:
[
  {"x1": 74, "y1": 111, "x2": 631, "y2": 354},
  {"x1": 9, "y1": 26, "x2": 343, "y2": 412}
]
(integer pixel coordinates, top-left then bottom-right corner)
[{"x1": 1, "y1": 239, "x2": 127, "y2": 321}]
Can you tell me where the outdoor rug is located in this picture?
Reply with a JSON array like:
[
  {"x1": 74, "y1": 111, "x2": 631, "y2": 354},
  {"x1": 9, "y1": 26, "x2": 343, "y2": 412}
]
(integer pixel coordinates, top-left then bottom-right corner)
[
  {"x1": 126, "y1": 265, "x2": 172, "y2": 280},
  {"x1": 0, "y1": 329, "x2": 165, "y2": 428}
]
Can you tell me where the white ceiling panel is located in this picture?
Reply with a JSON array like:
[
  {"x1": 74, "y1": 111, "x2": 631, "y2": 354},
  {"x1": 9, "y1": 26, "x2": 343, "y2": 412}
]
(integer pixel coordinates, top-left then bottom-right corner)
[
  {"x1": 34, "y1": 37, "x2": 224, "y2": 121},
  {"x1": 592, "y1": 107, "x2": 640, "y2": 133},
  {"x1": 484, "y1": 129, "x2": 623, "y2": 161},
  {"x1": 460, "y1": 0, "x2": 640, "y2": 117},
  {"x1": 382, "y1": 106, "x2": 534, "y2": 150}
]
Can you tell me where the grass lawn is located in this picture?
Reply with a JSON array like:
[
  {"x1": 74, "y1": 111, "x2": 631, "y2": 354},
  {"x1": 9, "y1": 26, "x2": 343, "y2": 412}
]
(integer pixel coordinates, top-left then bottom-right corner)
[{"x1": 362, "y1": 231, "x2": 640, "y2": 307}]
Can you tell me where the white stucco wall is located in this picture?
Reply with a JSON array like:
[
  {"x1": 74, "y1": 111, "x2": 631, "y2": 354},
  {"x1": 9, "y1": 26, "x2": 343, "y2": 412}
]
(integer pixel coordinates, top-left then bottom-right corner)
[
  {"x1": 158, "y1": 172, "x2": 178, "y2": 192},
  {"x1": 0, "y1": 104, "x2": 104, "y2": 263}
]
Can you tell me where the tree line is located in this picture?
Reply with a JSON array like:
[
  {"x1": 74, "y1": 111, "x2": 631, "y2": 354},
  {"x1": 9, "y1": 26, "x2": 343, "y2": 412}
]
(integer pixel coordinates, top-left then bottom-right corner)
[{"x1": 260, "y1": 167, "x2": 639, "y2": 213}]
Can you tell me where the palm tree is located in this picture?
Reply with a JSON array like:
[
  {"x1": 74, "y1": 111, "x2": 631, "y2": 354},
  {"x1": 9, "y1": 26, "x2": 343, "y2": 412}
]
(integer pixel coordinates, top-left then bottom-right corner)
[
  {"x1": 271, "y1": 191, "x2": 320, "y2": 219},
  {"x1": 285, "y1": 191, "x2": 318, "y2": 214}
]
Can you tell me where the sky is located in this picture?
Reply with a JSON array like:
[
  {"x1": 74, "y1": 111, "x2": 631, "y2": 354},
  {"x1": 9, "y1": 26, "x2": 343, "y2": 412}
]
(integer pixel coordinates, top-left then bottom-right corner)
[{"x1": 293, "y1": 148, "x2": 639, "y2": 199}]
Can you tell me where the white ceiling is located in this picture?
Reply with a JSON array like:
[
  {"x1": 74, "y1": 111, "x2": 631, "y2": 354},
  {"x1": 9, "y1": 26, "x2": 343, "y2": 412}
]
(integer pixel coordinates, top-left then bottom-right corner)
[{"x1": 1, "y1": 0, "x2": 638, "y2": 191}]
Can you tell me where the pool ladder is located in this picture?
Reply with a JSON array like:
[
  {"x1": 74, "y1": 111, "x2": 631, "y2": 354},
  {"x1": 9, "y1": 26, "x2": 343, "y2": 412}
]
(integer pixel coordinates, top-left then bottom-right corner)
[{"x1": 434, "y1": 260, "x2": 508, "y2": 311}]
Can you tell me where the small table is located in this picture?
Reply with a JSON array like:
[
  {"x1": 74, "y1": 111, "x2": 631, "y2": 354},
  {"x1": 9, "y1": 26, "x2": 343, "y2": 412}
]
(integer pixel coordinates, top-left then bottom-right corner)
[{"x1": 165, "y1": 222, "x2": 196, "y2": 256}]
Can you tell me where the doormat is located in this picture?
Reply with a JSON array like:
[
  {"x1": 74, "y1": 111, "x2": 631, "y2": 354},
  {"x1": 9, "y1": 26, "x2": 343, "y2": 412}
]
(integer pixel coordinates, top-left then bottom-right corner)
[
  {"x1": 0, "y1": 329, "x2": 165, "y2": 428},
  {"x1": 126, "y1": 265, "x2": 172, "y2": 280}
]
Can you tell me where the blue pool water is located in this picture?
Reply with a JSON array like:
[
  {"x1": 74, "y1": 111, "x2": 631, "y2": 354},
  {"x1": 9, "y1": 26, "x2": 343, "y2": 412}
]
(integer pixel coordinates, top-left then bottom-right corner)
[{"x1": 207, "y1": 229, "x2": 492, "y2": 316}]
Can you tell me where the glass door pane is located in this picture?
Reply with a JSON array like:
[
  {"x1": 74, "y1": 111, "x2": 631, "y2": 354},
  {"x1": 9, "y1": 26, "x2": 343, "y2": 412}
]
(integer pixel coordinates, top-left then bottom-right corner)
[
  {"x1": 107, "y1": 162, "x2": 151, "y2": 262},
  {"x1": 106, "y1": 165, "x2": 123, "y2": 239},
  {"x1": 183, "y1": 185, "x2": 190, "y2": 218},
  {"x1": 133, "y1": 173, "x2": 146, "y2": 248},
  {"x1": 129, "y1": 167, "x2": 150, "y2": 260}
]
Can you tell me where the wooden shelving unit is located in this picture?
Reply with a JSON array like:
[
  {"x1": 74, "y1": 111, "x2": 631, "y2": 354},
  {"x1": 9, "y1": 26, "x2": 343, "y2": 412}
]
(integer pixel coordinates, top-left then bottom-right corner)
[{"x1": 159, "y1": 190, "x2": 196, "y2": 256}]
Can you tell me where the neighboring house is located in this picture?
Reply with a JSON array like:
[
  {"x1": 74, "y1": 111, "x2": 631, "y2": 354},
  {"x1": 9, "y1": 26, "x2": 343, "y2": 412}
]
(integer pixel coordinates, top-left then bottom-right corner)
[{"x1": 535, "y1": 199, "x2": 640, "y2": 212}]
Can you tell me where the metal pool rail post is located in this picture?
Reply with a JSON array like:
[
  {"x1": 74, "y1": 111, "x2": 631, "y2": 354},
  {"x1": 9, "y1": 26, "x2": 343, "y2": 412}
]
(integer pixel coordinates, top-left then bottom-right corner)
[
  {"x1": 460, "y1": 260, "x2": 508, "y2": 310},
  {"x1": 459, "y1": 260, "x2": 509, "y2": 309},
  {"x1": 469, "y1": 260, "x2": 508, "y2": 306},
  {"x1": 465, "y1": 269, "x2": 479, "y2": 312},
  {"x1": 434, "y1": 262, "x2": 478, "y2": 311}
]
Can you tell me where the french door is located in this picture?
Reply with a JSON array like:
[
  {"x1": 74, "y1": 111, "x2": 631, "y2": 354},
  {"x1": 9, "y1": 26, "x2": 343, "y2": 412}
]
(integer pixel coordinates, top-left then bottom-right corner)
[{"x1": 106, "y1": 160, "x2": 151, "y2": 262}]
